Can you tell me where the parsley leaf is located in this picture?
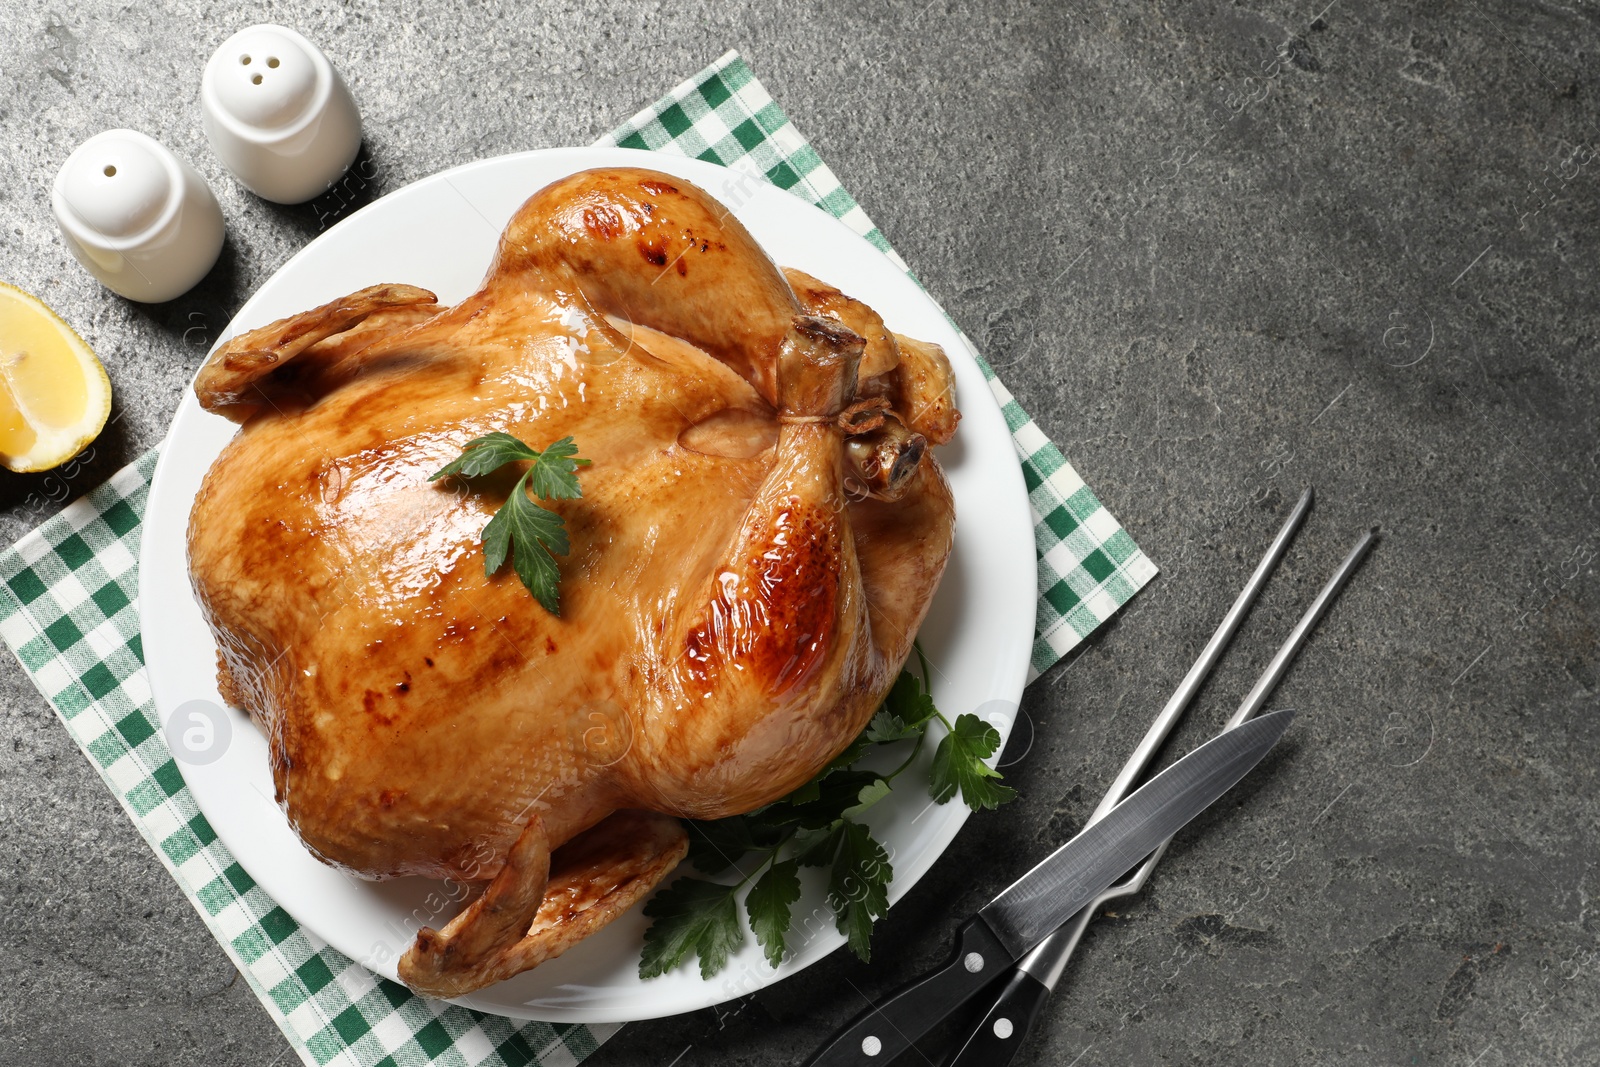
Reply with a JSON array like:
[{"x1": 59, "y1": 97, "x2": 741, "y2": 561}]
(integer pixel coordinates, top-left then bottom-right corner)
[
  {"x1": 686, "y1": 817, "x2": 763, "y2": 875},
  {"x1": 930, "y1": 712, "x2": 1018, "y2": 811},
  {"x1": 640, "y1": 877, "x2": 745, "y2": 980},
  {"x1": 782, "y1": 770, "x2": 885, "y2": 830},
  {"x1": 826, "y1": 822, "x2": 894, "y2": 962},
  {"x1": 746, "y1": 859, "x2": 802, "y2": 967},
  {"x1": 431, "y1": 434, "x2": 590, "y2": 614},
  {"x1": 428, "y1": 431, "x2": 541, "y2": 480},
  {"x1": 794, "y1": 822, "x2": 846, "y2": 869},
  {"x1": 481, "y1": 473, "x2": 568, "y2": 613},
  {"x1": 845, "y1": 777, "x2": 893, "y2": 819},
  {"x1": 522, "y1": 435, "x2": 590, "y2": 500},
  {"x1": 865, "y1": 671, "x2": 939, "y2": 743},
  {"x1": 791, "y1": 820, "x2": 893, "y2": 963}
]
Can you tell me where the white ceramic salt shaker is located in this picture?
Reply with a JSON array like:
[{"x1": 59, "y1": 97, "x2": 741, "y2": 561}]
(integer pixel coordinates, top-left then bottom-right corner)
[
  {"x1": 51, "y1": 129, "x2": 226, "y2": 303},
  {"x1": 201, "y1": 25, "x2": 362, "y2": 204}
]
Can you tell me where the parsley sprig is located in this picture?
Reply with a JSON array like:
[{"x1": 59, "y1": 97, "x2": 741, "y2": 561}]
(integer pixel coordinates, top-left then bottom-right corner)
[
  {"x1": 430, "y1": 433, "x2": 590, "y2": 614},
  {"x1": 640, "y1": 648, "x2": 1016, "y2": 979}
]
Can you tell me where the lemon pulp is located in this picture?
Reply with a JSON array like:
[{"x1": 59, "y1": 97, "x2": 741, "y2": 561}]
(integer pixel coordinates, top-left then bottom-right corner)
[{"x1": 0, "y1": 376, "x2": 37, "y2": 456}]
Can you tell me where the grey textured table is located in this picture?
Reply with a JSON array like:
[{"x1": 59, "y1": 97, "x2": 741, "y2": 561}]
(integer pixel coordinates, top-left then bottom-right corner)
[{"x1": 3, "y1": 2, "x2": 1598, "y2": 1064}]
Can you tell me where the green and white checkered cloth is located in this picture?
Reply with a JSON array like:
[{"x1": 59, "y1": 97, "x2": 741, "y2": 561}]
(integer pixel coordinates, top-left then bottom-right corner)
[{"x1": 0, "y1": 50, "x2": 1155, "y2": 1067}]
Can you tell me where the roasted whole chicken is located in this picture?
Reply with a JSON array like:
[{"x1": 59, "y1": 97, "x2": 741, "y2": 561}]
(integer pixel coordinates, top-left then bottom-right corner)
[{"x1": 188, "y1": 167, "x2": 960, "y2": 996}]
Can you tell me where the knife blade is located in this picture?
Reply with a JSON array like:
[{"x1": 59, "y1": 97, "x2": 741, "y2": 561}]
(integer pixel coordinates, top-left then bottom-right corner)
[
  {"x1": 803, "y1": 708, "x2": 1295, "y2": 1067},
  {"x1": 979, "y1": 706, "x2": 1294, "y2": 955}
]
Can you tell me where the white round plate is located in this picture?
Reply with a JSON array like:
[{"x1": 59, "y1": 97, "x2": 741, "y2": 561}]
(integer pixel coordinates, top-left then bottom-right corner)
[{"x1": 141, "y1": 146, "x2": 1033, "y2": 1022}]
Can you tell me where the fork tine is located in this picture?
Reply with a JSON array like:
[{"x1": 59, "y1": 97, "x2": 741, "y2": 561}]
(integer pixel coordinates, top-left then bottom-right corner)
[
  {"x1": 1222, "y1": 526, "x2": 1379, "y2": 732},
  {"x1": 1092, "y1": 486, "x2": 1314, "y2": 821}
]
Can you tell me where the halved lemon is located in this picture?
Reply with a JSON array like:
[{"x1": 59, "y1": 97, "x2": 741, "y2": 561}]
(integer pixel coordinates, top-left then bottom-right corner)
[{"x1": 0, "y1": 282, "x2": 112, "y2": 473}]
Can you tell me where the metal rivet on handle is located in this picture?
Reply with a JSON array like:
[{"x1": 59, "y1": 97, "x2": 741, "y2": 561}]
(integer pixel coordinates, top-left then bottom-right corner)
[
  {"x1": 963, "y1": 952, "x2": 985, "y2": 973},
  {"x1": 993, "y1": 1018, "x2": 1014, "y2": 1039},
  {"x1": 861, "y1": 1036, "x2": 881, "y2": 1056}
]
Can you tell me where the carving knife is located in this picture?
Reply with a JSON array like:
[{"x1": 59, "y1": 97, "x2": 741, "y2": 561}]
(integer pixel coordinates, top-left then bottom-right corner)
[{"x1": 802, "y1": 707, "x2": 1296, "y2": 1066}]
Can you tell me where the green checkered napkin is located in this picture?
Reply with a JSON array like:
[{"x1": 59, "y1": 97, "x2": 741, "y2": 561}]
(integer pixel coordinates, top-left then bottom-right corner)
[{"x1": 0, "y1": 50, "x2": 1155, "y2": 1067}]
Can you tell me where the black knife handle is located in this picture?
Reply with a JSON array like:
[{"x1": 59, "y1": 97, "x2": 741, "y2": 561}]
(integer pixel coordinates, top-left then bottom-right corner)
[
  {"x1": 803, "y1": 918, "x2": 1010, "y2": 1066},
  {"x1": 944, "y1": 968, "x2": 1053, "y2": 1067}
]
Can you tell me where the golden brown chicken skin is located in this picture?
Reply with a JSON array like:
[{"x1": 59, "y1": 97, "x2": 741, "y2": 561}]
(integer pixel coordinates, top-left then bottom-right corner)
[{"x1": 187, "y1": 167, "x2": 959, "y2": 997}]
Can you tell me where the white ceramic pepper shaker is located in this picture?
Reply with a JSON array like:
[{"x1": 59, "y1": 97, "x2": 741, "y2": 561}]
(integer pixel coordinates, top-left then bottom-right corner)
[
  {"x1": 51, "y1": 129, "x2": 226, "y2": 303},
  {"x1": 201, "y1": 25, "x2": 363, "y2": 204}
]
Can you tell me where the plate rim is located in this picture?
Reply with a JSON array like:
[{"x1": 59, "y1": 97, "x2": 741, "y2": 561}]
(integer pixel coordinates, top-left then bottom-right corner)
[{"x1": 141, "y1": 145, "x2": 1034, "y2": 1021}]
